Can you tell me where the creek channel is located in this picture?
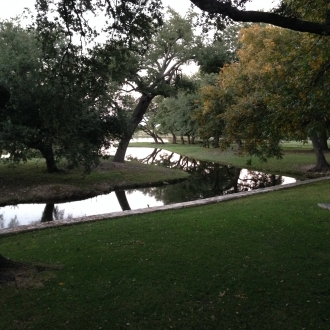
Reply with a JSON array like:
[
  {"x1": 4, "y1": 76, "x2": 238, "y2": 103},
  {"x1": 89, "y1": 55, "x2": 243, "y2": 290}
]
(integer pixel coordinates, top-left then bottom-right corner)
[{"x1": 0, "y1": 147, "x2": 297, "y2": 230}]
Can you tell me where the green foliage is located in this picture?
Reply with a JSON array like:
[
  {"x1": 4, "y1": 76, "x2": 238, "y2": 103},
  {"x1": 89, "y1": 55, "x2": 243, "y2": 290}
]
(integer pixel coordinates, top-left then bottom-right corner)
[
  {"x1": 198, "y1": 23, "x2": 330, "y2": 168},
  {"x1": 195, "y1": 24, "x2": 242, "y2": 74},
  {"x1": 155, "y1": 79, "x2": 199, "y2": 142},
  {"x1": 35, "y1": 0, "x2": 164, "y2": 54},
  {"x1": 114, "y1": 8, "x2": 204, "y2": 161},
  {"x1": 128, "y1": 8, "x2": 201, "y2": 97},
  {"x1": 0, "y1": 20, "x2": 125, "y2": 172}
]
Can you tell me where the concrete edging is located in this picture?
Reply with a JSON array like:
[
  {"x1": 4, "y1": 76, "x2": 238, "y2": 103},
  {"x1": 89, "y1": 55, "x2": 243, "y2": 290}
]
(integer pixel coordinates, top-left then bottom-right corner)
[{"x1": 1, "y1": 176, "x2": 330, "y2": 237}]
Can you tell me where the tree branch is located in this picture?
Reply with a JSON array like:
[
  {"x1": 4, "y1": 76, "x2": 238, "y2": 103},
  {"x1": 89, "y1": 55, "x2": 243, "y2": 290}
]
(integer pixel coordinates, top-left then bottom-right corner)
[{"x1": 189, "y1": 0, "x2": 330, "y2": 36}]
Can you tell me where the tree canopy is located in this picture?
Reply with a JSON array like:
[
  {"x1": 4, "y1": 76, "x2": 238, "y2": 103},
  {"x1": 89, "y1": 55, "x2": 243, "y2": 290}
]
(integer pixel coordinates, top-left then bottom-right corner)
[
  {"x1": 0, "y1": 20, "x2": 124, "y2": 172},
  {"x1": 113, "y1": 8, "x2": 202, "y2": 162},
  {"x1": 199, "y1": 23, "x2": 330, "y2": 170}
]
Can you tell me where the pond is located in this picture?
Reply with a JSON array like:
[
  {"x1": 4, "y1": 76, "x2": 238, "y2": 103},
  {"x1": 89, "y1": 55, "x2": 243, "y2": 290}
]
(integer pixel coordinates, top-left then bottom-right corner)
[{"x1": 0, "y1": 147, "x2": 297, "y2": 230}]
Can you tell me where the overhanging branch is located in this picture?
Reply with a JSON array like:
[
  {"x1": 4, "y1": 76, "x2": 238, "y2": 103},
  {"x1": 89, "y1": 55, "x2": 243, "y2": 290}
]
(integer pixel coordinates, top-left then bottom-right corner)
[{"x1": 189, "y1": 0, "x2": 330, "y2": 36}]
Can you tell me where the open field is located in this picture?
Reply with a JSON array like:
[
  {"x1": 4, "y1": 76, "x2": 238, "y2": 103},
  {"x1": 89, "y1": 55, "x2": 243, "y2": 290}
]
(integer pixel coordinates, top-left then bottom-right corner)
[{"x1": 1, "y1": 179, "x2": 330, "y2": 329}]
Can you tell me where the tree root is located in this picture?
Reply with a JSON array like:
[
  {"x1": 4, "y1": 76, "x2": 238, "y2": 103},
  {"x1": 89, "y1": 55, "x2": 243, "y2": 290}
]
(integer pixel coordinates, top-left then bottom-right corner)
[{"x1": 307, "y1": 166, "x2": 330, "y2": 173}]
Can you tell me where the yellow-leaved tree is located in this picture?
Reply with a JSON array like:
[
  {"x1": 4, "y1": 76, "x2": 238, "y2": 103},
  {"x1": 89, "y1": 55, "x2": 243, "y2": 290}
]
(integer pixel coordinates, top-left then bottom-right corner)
[{"x1": 199, "y1": 23, "x2": 330, "y2": 171}]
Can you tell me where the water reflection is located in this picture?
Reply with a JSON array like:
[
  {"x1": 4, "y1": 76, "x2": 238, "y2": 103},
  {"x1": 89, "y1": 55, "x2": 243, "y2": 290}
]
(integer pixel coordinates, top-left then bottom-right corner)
[
  {"x1": 127, "y1": 149, "x2": 288, "y2": 205},
  {"x1": 0, "y1": 148, "x2": 296, "y2": 230},
  {"x1": 115, "y1": 191, "x2": 131, "y2": 211},
  {"x1": 40, "y1": 204, "x2": 65, "y2": 222}
]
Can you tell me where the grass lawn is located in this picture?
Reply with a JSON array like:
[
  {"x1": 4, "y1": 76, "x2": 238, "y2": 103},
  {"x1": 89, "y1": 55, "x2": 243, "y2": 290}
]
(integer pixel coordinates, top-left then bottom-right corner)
[
  {"x1": 0, "y1": 158, "x2": 189, "y2": 205},
  {"x1": 1, "y1": 180, "x2": 330, "y2": 329},
  {"x1": 130, "y1": 141, "x2": 330, "y2": 178}
]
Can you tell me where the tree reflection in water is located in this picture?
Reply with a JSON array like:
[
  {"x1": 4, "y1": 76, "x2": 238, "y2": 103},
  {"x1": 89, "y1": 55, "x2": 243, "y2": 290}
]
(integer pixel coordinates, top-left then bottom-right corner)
[
  {"x1": 115, "y1": 191, "x2": 131, "y2": 211},
  {"x1": 127, "y1": 148, "x2": 284, "y2": 205},
  {"x1": 40, "y1": 204, "x2": 65, "y2": 222},
  {"x1": 7, "y1": 215, "x2": 19, "y2": 228},
  {"x1": 0, "y1": 148, "x2": 289, "y2": 230}
]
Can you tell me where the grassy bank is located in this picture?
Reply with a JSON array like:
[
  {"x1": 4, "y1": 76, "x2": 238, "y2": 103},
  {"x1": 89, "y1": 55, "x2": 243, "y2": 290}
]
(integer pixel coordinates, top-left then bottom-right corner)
[
  {"x1": 0, "y1": 141, "x2": 327, "y2": 206},
  {"x1": 130, "y1": 141, "x2": 330, "y2": 178},
  {"x1": 0, "y1": 158, "x2": 189, "y2": 205},
  {"x1": 1, "y1": 180, "x2": 330, "y2": 329}
]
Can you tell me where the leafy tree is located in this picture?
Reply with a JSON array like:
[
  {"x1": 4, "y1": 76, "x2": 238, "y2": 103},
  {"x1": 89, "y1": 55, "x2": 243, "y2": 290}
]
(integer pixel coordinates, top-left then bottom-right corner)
[
  {"x1": 205, "y1": 24, "x2": 330, "y2": 171},
  {"x1": 193, "y1": 24, "x2": 243, "y2": 147},
  {"x1": 196, "y1": 74, "x2": 226, "y2": 148},
  {"x1": 113, "y1": 8, "x2": 201, "y2": 162},
  {"x1": 0, "y1": 20, "x2": 124, "y2": 172},
  {"x1": 34, "y1": 0, "x2": 163, "y2": 47},
  {"x1": 189, "y1": 0, "x2": 330, "y2": 36},
  {"x1": 156, "y1": 86, "x2": 199, "y2": 144},
  {"x1": 195, "y1": 23, "x2": 242, "y2": 74}
]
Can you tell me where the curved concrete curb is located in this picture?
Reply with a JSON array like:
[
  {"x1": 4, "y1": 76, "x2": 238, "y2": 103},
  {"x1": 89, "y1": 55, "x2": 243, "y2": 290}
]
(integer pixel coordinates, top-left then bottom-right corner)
[{"x1": 1, "y1": 176, "x2": 330, "y2": 237}]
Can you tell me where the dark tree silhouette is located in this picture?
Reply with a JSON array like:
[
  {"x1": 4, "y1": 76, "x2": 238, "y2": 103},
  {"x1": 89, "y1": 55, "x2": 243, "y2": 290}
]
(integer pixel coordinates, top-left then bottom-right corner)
[{"x1": 190, "y1": 0, "x2": 330, "y2": 36}]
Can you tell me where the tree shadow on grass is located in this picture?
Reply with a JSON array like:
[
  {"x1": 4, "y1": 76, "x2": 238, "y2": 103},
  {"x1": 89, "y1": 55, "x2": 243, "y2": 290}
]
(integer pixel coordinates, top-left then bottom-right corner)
[{"x1": 0, "y1": 254, "x2": 61, "y2": 288}]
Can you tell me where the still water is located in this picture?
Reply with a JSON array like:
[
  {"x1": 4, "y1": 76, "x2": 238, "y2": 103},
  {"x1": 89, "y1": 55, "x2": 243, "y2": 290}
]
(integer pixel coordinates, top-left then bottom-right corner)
[{"x1": 0, "y1": 147, "x2": 297, "y2": 230}]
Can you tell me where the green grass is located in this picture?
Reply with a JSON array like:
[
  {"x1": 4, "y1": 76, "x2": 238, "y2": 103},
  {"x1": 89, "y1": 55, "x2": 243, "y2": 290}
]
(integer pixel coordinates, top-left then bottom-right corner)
[
  {"x1": 0, "y1": 158, "x2": 188, "y2": 187},
  {"x1": 1, "y1": 180, "x2": 330, "y2": 329},
  {"x1": 130, "y1": 141, "x2": 330, "y2": 178},
  {"x1": 0, "y1": 158, "x2": 189, "y2": 205}
]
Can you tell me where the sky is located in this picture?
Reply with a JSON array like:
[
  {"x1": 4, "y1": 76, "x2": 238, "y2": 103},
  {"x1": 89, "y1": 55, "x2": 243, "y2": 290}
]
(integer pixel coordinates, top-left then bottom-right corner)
[{"x1": 1, "y1": 0, "x2": 279, "y2": 21}]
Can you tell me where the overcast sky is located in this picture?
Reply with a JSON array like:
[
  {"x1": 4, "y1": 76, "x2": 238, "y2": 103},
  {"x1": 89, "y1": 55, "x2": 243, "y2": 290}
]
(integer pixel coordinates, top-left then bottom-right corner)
[{"x1": 1, "y1": 0, "x2": 279, "y2": 21}]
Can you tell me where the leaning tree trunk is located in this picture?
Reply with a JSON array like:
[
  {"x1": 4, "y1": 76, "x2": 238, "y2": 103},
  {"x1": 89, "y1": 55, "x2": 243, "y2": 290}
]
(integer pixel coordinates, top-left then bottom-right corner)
[
  {"x1": 149, "y1": 132, "x2": 158, "y2": 144},
  {"x1": 310, "y1": 133, "x2": 330, "y2": 171},
  {"x1": 114, "y1": 94, "x2": 154, "y2": 163},
  {"x1": 155, "y1": 133, "x2": 164, "y2": 144}
]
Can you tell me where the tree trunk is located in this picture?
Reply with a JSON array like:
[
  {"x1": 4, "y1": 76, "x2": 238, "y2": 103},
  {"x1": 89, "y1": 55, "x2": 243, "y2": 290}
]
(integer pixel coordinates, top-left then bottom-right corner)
[
  {"x1": 212, "y1": 134, "x2": 220, "y2": 148},
  {"x1": 237, "y1": 139, "x2": 242, "y2": 151},
  {"x1": 38, "y1": 144, "x2": 58, "y2": 173},
  {"x1": 171, "y1": 132, "x2": 177, "y2": 144},
  {"x1": 319, "y1": 129, "x2": 329, "y2": 151},
  {"x1": 310, "y1": 133, "x2": 330, "y2": 171},
  {"x1": 187, "y1": 134, "x2": 191, "y2": 144},
  {"x1": 155, "y1": 133, "x2": 164, "y2": 144},
  {"x1": 180, "y1": 136, "x2": 185, "y2": 144},
  {"x1": 114, "y1": 94, "x2": 154, "y2": 162},
  {"x1": 150, "y1": 132, "x2": 158, "y2": 144}
]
